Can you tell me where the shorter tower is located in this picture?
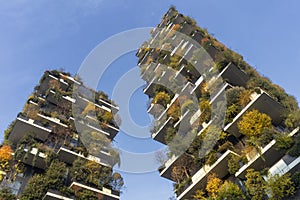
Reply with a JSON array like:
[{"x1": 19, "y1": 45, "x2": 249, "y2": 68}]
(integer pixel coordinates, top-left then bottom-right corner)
[{"x1": 0, "y1": 70, "x2": 124, "y2": 200}]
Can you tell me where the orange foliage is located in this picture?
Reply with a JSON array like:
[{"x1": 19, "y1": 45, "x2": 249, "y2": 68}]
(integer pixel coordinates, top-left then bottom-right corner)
[{"x1": 0, "y1": 145, "x2": 13, "y2": 162}]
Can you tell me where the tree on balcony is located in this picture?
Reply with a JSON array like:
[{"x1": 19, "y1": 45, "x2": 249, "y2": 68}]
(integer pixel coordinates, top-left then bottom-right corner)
[
  {"x1": 0, "y1": 188, "x2": 17, "y2": 200},
  {"x1": 75, "y1": 189, "x2": 97, "y2": 200},
  {"x1": 217, "y1": 181, "x2": 245, "y2": 200},
  {"x1": 199, "y1": 99, "x2": 211, "y2": 124},
  {"x1": 238, "y1": 110, "x2": 272, "y2": 138},
  {"x1": 206, "y1": 173, "x2": 222, "y2": 199},
  {"x1": 265, "y1": 173, "x2": 295, "y2": 200},
  {"x1": 152, "y1": 91, "x2": 171, "y2": 108},
  {"x1": 285, "y1": 110, "x2": 300, "y2": 129},
  {"x1": 245, "y1": 169, "x2": 266, "y2": 200},
  {"x1": 167, "y1": 100, "x2": 181, "y2": 122},
  {"x1": 21, "y1": 174, "x2": 48, "y2": 200},
  {"x1": 288, "y1": 134, "x2": 300, "y2": 157},
  {"x1": 21, "y1": 160, "x2": 68, "y2": 199}
]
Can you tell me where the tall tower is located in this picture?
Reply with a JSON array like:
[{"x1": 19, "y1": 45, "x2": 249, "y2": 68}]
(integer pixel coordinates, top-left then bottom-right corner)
[
  {"x1": 0, "y1": 70, "x2": 123, "y2": 199},
  {"x1": 137, "y1": 7, "x2": 300, "y2": 199}
]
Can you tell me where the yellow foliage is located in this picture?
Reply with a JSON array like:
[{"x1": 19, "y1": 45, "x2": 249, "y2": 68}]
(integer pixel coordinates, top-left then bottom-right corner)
[
  {"x1": 193, "y1": 190, "x2": 206, "y2": 200},
  {"x1": 206, "y1": 173, "x2": 222, "y2": 198},
  {"x1": 167, "y1": 100, "x2": 181, "y2": 121},
  {"x1": 82, "y1": 102, "x2": 95, "y2": 116},
  {"x1": 153, "y1": 91, "x2": 171, "y2": 108},
  {"x1": 237, "y1": 110, "x2": 272, "y2": 137},
  {"x1": 199, "y1": 100, "x2": 211, "y2": 124}
]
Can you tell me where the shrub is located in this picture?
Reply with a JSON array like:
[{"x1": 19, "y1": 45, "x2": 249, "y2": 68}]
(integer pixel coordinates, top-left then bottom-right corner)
[
  {"x1": 0, "y1": 188, "x2": 17, "y2": 200},
  {"x1": 285, "y1": 110, "x2": 300, "y2": 129},
  {"x1": 245, "y1": 169, "x2": 266, "y2": 200},
  {"x1": 205, "y1": 150, "x2": 218, "y2": 166},
  {"x1": 288, "y1": 134, "x2": 300, "y2": 157},
  {"x1": 274, "y1": 134, "x2": 294, "y2": 151},
  {"x1": 238, "y1": 110, "x2": 272, "y2": 138},
  {"x1": 226, "y1": 87, "x2": 245, "y2": 106},
  {"x1": 165, "y1": 127, "x2": 177, "y2": 143},
  {"x1": 152, "y1": 91, "x2": 171, "y2": 108},
  {"x1": 217, "y1": 181, "x2": 245, "y2": 200},
  {"x1": 224, "y1": 104, "x2": 241, "y2": 125},
  {"x1": 199, "y1": 100, "x2": 211, "y2": 124},
  {"x1": 227, "y1": 155, "x2": 240, "y2": 175}
]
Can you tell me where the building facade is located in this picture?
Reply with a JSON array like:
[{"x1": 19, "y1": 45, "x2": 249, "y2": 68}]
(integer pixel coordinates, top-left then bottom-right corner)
[
  {"x1": 137, "y1": 7, "x2": 300, "y2": 199},
  {"x1": 1, "y1": 70, "x2": 123, "y2": 199}
]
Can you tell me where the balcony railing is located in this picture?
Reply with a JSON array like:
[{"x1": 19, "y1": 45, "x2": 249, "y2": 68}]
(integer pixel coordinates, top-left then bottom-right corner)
[
  {"x1": 236, "y1": 127, "x2": 299, "y2": 179},
  {"x1": 70, "y1": 182, "x2": 120, "y2": 200},
  {"x1": 57, "y1": 147, "x2": 111, "y2": 167},
  {"x1": 9, "y1": 116, "x2": 52, "y2": 144},
  {"x1": 42, "y1": 190, "x2": 74, "y2": 200}
]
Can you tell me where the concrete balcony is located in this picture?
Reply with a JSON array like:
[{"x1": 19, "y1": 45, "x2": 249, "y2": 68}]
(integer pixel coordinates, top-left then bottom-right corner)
[
  {"x1": 177, "y1": 150, "x2": 239, "y2": 200},
  {"x1": 179, "y1": 21, "x2": 195, "y2": 36},
  {"x1": 172, "y1": 13, "x2": 185, "y2": 24},
  {"x1": 191, "y1": 31, "x2": 203, "y2": 43},
  {"x1": 224, "y1": 91, "x2": 285, "y2": 138},
  {"x1": 43, "y1": 190, "x2": 74, "y2": 200},
  {"x1": 98, "y1": 99, "x2": 119, "y2": 113},
  {"x1": 59, "y1": 73, "x2": 81, "y2": 85},
  {"x1": 143, "y1": 77, "x2": 157, "y2": 97},
  {"x1": 159, "y1": 121, "x2": 212, "y2": 181},
  {"x1": 140, "y1": 62, "x2": 158, "y2": 81},
  {"x1": 70, "y1": 182, "x2": 120, "y2": 200},
  {"x1": 152, "y1": 117, "x2": 173, "y2": 145},
  {"x1": 46, "y1": 90, "x2": 76, "y2": 106},
  {"x1": 84, "y1": 115, "x2": 119, "y2": 139},
  {"x1": 17, "y1": 147, "x2": 47, "y2": 169},
  {"x1": 219, "y1": 62, "x2": 249, "y2": 87},
  {"x1": 57, "y1": 147, "x2": 112, "y2": 167},
  {"x1": 9, "y1": 115, "x2": 52, "y2": 145},
  {"x1": 268, "y1": 155, "x2": 300, "y2": 177},
  {"x1": 236, "y1": 127, "x2": 299, "y2": 179},
  {"x1": 76, "y1": 95, "x2": 110, "y2": 113},
  {"x1": 37, "y1": 114, "x2": 68, "y2": 128},
  {"x1": 39, "y1": 73, "x2": 69, "y2": 95}
]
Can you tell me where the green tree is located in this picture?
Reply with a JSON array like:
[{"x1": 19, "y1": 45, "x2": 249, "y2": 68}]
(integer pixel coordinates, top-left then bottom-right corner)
[
  {"x1": 21, "y1": 174, "x2": 48, "y2": 200},
  {"x1": 265, "y1": 173, "x2": 295, "y2": 200},
  {"x1": 217, "y1": 181, "x2": 245, "y2": 200},
  {"x1": 199, "y1": 100, "x2": 211, "y2": 124},
  {"x1": 70, "y1": 158, "x2": 113, "y2": 189},
  {"x1": 227, "y1": 155, "x2": 240, "y2": 175},
  {"x1": 245, "y1": 169, "x2": 266, "y2": 200},
  {"x1": 285, "y1": 110, "x2": 300, "y2": 129},
  {"x1": 45, "y1": 160, "x2": 67, "y2": 190},
  {"x1": 75, "y1": 189, "x2": 97, "y2": 200},
  {"x1": 226, "y1": 87, "x2": 245, "y2": 106},
  {"x1": 288, "y1": 134, "x2": 300, "y2": 157},
  {"x1": 0, "y1": 188, "x2": 17, "y2": 200},
  {"x1": 238, "y1": 110, "x2": 272, "y2": 137}
]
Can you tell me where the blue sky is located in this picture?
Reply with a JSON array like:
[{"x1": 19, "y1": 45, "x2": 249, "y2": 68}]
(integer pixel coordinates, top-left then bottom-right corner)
[{"x1": 1, "y1": 1, "x2": 300, "y2": 199}]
